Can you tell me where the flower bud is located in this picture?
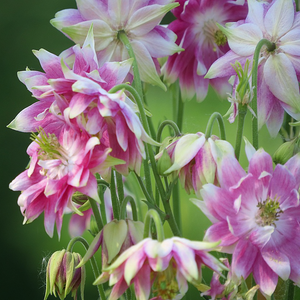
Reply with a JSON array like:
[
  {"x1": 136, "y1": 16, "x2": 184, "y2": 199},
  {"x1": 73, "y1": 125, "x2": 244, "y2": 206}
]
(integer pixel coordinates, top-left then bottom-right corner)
[
  {"x1": 44, "y1": 250, "x2": 85, "y2": 300},
  {"x1": 273, "y1": 139, "x2": 300, "y2": 165},
  {"x1": 157, "y1": 148, "x2": 173, "y2": 176}
]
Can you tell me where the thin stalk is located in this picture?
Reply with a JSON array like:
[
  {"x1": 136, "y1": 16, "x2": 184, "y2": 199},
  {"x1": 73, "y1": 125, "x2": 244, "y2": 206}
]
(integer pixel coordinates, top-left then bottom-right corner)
[
  {"x1": 156, "y1": 120, "x2": 181, "y2": 145},
  {"x1": 98, "y1": 185, "x2": 107, "y2": 226},
  {"x1": 205, "y1": 112, "x2": 226, "y2": 140},
  {"x1": 110, "y1": 169, "x2": 120, "y2": 220},
  {"x1": 251, "y1": 39, "x2": 276, "y2": 149},
  {"x1": 134, "y1": 171, "x2": 155, "y2": 204},
  {"x1": 66, "y1": 237, "x2": 106, "y2": 300},
  {"x1": 120, "y1": 195, "x2": 138, "y2": 221},
  {"x1": 235, "y1": 104, "x2": 248, "y2": 160},
  {"x1": 89, "y1": 198, "x2": 103, "y2": 232},
  {"x1": 143, "y1": 209, "x2": 165, "y2": 241},
  {"x1": 176, "y1": 89, "x2": 184, "y2": 131},
  {"x1": 116, "y1": 172, "x2": 124, "y2": 204}
]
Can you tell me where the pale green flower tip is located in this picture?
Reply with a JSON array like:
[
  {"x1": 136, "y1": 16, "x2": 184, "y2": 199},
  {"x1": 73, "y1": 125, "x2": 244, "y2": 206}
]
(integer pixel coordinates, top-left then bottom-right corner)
[{"x1": 6, "y1": 118, "x2": 17, "y2": 130}]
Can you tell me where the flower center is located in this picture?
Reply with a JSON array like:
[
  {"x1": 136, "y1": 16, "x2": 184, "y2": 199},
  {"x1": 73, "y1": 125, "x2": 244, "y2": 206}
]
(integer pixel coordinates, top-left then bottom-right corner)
[
  {"x1": 255, "y1": 197, "x2": 283, "y2": 227},
  {"x1": 31, "y1": 129, "x2": 70, "y2": 179},
  {"x1": 202, "y1": 19, "x2": 227, "y2": 50},
  {"x1": 151, "y1": 261, "x2": 179, "y2": 300}
]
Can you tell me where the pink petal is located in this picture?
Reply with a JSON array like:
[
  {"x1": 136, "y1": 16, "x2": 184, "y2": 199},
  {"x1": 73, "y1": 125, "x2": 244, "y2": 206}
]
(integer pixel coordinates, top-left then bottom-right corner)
[
  {"x1": 231, "y1": 239, "x2": 258, "y2": 280},
  {"x1": 252, "y1": 254, "x2": 278, "y2": 297}
]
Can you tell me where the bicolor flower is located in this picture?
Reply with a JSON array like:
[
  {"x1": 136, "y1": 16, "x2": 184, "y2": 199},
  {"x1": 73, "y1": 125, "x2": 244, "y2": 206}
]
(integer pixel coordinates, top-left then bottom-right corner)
[
  {"x1": 94, "y1": 237, "x2": 226, "y2": 300},
  {"x1": 51, "y1": 0, "x2": 183, "y2": 89},
  {"x1": 9, "y1": 127, "x2": 112, "y2": 237},
  {"x1": 206, "y1": 0, "x2": 300, "y2": 136},
  {"x1": 8, "y1": 27, "x2": 132, "y2": 135},
  {"x1": 193, "y1": 140, "x2": 300, "y2": 297},
  {"x1": 157, "y1": 132, "x2": 220, "y2": 196},
  {"x1": 44, "y1": 249, "x2": 85, "y2": 300},
  {"x1": 162, "y1": 0, "x2": 248, "y2": 101}
]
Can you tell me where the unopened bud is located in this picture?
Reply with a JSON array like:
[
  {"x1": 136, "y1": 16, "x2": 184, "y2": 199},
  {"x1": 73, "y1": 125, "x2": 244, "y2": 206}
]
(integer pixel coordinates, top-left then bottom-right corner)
[
  {"x1": 273, "y1": 139, "x2": 300, "y2": 165},
  {"x1": 44, "y1": 250, "x2": 85, "y2": 300},
  {"x1": 157, "y1": 149, "x2": 173, "y2": 176}
]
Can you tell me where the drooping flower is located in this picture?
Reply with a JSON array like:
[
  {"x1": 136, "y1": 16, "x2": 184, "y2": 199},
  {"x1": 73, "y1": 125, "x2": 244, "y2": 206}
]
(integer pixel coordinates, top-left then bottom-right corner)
[
  {"x1": 44, "y1": 249, "x2": 85, "y2": 300},
  {"x1": 51, "y1": 0, "x2": 183, "y2": 89},
  {"x1": 77, "y1": 219, "x2": 144, "y2": 277},
  {"x1": 162, "y1": 0, "x2": 248, "y2": 101},
  {"x1": 206, "y1": 0, "x2": 300, "y2": 136},
  {"x1": 9, "y1": 127, "x2": 112, "y2": 237},
  {"x1": 94, "y1": 237, "x2": 226, "y2": 300},
  {"x1": 192, "y1": 140, "x2": 300, "y2": 297},
  {"x1": 156, "y1": 132, "x2": 221, "y2": 196}
]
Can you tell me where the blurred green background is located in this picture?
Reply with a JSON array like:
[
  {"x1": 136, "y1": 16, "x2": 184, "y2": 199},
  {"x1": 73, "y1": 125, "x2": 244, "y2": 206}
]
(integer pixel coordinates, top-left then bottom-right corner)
[{"x1": 1, "y1": 1, "x2": 283, "y2": 299}]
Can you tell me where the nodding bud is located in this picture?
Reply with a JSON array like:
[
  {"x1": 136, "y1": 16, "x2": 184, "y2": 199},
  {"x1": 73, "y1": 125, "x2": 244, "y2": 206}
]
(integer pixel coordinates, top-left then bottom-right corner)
[
  {"x1": 44, "y1": 250, "x2": 86, "y2": 300},
  {"x1": 273, "y1": 138, "x2": 300, "y2": 165}
]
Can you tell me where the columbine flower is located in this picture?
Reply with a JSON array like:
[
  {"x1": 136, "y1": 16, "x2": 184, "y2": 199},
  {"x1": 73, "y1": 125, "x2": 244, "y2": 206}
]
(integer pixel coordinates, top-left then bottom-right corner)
[
  {"x1": 206, "y1": 0, "x2": 300, "y2": 136},
  {"x1": 94, "y1": 237, "x2": 226, "y2": 300},
  {"x1": 8, "y1": 27, "x2": 132, "y2": 135},
  {"x1": 156, "y1": 132, "x2": 220, "y2": 196},
  {"x1": 162, "y1": 0, "x2": 248, "y2": 101},
  {"x1": 51, "y1": 0, "x2": 183, "y2": 89},
  {"x1": 9, "y1": 127, "x2": 111, "y2": 237},
  {"x1": 193, "y1": 140, "x2": 300, "y2": 297},
  {"x1": 44, "y1": 249, "x2": 85, "y2": 300}
]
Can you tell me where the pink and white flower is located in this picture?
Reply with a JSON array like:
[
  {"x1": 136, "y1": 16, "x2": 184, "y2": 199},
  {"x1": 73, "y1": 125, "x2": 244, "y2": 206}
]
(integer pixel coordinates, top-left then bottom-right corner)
[
  {"x1": 51, "y1": 0, "x2": 183, "y2": 89},
  {"x1": 94, "y1": 237, "x2": 226, "y2": 300},
  {"x1": 206, "y1": 0, "x2": 300, "y2": 136},
  {"x1": 157, "y1": 132, "x2": 221, "y2": 196},
  {"x1": 163, "y1": 0, "x2": 248, "y2": 101},
  {"x1": 9, "y1": 127, "x2": 111, "y2": 237},
  {"x1": 193, "y1": 140, "x2": 300, "y2": 297}
]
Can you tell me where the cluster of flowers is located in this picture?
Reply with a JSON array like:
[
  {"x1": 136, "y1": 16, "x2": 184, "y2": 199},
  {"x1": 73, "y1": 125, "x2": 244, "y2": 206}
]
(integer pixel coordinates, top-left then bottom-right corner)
[{"x1": 9, "y1": 0, "x2": 300, "y2": 299}]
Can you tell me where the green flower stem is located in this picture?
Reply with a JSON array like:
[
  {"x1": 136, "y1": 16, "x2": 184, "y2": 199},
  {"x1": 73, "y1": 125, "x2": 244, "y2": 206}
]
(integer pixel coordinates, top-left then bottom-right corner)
[
  {"x1": 120, "y1": 195, "x2": 138, "y2": 221},
  {"x1": 116, "y1": 172, "x2": 124, "y2": 204},
  {"x1": 156, "y1": 120, "x2": 181, "y2": 145},
  {"x1": 176, "y1": 90, "x2": 184, "y2": 132},
  {"x1": 97, "y1": 180, "x2": 110, "y2": 226},
  {"x1": 134, "y1": 171, "x2": 155, "y2": 204},
  {"x1": 251, "y1": 39, "x2": 276, "y2": 149},
  {"x1": 235, "y1": 103, "x2": 248, "y2": 160},
  {"x1": 205, "y1": 112, "x2": 226, "y2": 140},
  {"x1": 89, "y1": 197, "x2": 103, "y2": 232},
  {"x1": 273, "y1": 277, "x2": 289, "y2": 300},
  {"x1": 66, "y1": 237, "x2": 106, "y2": 300},
  {"x1": 172, "y1": 181, "x2": 181, "y2": 233},
  {"x1": 118, "y1": 30, "x2": 143, "y2": 99},
  {"x1": 143, "y1": 209, "x2": 165, "y2": 242},
  {"x1": 110, "y1": 169, "x2": 120, "y2": 220}
]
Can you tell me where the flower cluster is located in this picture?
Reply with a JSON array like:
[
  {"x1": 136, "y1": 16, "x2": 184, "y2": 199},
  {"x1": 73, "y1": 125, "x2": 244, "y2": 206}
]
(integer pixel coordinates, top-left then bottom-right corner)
[{"x1": 9, "y1": 0, "x2": 300, "y2": 299}]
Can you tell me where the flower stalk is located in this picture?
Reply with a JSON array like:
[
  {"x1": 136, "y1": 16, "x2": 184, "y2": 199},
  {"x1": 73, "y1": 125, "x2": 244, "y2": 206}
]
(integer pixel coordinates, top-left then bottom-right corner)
[{"x1": 205, "y1": 112, "x2": 226, "y2": 140}]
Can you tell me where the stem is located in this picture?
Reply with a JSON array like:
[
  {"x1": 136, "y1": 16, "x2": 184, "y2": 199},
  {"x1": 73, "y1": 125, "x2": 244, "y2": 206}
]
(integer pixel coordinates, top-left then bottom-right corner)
[
  {"x1": 110, "y1": 169, "x2": 120, "y2": 220},
  {"x1": 89, "y1": 198, "x2": 103, "y2": 232},
  {"x1": 120, "y1": 195, "x2": 138, "y2": 221},
  {"x1": 205, "y1": 112, "x2": 226, "y2": 140},
  {"x1": 134, "y1": 171, "x2": 155, "y2": 204},
  {"x1": 118, "y1": 30, "x2": 143, "y2": 99},
  {"x1": 156, "y1": 120, "x2": 181, "y2": 145},
  {"x1": 66, "y1": 237, "x2": 106, "y2": 300},
  {"x1": 116, "y1": 172, "x2": 124, "y2": 204},
  {"x1": 143, "y1": 209, "x2": 165, "y2": 242},
  {"x1": 251, "y1": 39, "x2": 276, "y2": 149},
  {"x1": 172, "y1": 182, "x2": 181, "y2": 233},
  {"x1": 176, "y1": 89, "x2": 184, "y2": 132},
  {"x1": 98, "y1": 184, "x2": 107, "y2": 226},
  {"x1": 235, "y1": 104, "x2": 248, "y2": 160}
]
